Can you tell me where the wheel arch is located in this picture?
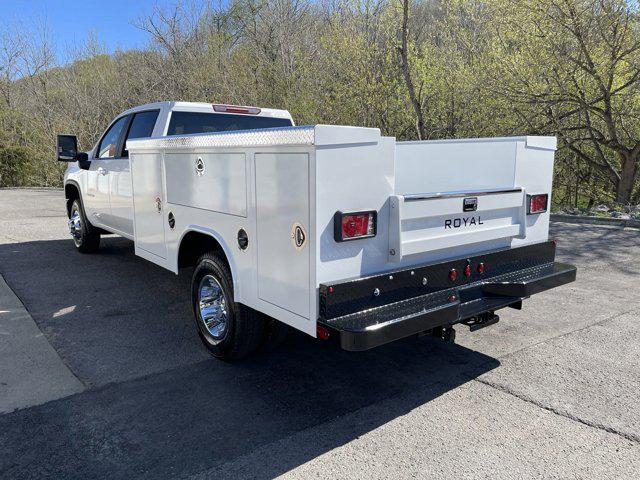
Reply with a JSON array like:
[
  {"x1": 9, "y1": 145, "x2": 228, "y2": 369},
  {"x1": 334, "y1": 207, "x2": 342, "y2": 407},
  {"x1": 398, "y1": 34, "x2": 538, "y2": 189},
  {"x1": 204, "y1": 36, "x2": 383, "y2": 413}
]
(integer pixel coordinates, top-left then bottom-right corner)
[
  {"x1": 64, "y1": 180, "x2": 82, "y2": 217},
  {"x1": 176, "y1": 227, "x2": 241, "y2": 296}
]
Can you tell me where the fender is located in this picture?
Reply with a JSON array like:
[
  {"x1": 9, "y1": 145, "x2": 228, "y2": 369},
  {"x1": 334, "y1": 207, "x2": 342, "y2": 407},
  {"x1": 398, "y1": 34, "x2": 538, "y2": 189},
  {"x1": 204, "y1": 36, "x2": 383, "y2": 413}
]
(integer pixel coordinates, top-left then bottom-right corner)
[
  {"x1": 64, "y1": 178, "x2": 82, "y2": 195},
  {"x1": 176, "y1": 225, "x2": 242, "y2": 299},
  {"x1": 63, "y1": 179, "x2": 83, "y2": 215}
]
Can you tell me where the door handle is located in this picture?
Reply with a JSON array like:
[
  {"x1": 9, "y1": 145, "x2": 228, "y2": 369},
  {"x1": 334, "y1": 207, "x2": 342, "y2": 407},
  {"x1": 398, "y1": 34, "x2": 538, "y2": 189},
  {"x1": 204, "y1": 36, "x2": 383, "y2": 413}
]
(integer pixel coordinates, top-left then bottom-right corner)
[{"x1": 97, "y1": 167, "x2": 108, "y2": 175}]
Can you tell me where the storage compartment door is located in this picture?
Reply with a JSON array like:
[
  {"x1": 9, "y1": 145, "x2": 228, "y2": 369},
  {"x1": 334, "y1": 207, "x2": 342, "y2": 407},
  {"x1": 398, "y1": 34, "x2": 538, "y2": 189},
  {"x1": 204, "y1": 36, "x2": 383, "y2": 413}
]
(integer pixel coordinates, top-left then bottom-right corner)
[
  {"x1": 255, "y1": 153, "x2": 310, "y2": 318},
  {"x1": 130, "y1": 153, "x2": 167, "y2": 260}
]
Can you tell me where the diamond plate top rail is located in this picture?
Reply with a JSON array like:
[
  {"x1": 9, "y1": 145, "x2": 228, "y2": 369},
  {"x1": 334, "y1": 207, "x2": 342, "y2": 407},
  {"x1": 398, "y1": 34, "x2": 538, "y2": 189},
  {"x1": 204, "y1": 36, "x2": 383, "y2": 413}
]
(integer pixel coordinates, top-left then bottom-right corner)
[{"x1": 127, "y1": 125, "x2": 316, "y2": 151}]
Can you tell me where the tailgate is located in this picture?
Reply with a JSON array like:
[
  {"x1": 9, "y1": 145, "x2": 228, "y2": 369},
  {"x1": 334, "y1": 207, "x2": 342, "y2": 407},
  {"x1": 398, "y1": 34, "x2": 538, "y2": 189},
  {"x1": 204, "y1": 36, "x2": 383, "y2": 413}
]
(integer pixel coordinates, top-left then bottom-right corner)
[{"x1": 388, "y1": 188, "x2": 526, "y2": 262}]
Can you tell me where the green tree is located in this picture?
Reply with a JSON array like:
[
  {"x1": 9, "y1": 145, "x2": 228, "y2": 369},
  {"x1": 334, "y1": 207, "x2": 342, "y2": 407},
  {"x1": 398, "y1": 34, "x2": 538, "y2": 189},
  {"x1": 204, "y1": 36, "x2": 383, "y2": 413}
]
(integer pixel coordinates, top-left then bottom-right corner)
[
  {"x1": 491, "y1": 0, "x2": 640, "y2": 204},
  {"x1": 0, "y1": 146, "x2": 31, "y2": 187}
]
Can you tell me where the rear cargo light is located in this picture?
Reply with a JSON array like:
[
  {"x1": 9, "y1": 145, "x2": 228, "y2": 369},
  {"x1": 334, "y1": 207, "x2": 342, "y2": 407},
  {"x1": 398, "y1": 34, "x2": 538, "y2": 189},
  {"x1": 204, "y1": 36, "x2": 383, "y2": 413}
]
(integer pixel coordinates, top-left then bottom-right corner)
[
  {"x1": 449, "y1": 268, "x2": 458, "y2": 282},
  {"x1": 527, "y1": 194, "x2": 548, "y2": 214},
  {"x1": 334, "y1": 210, "x2": 377, "y2": 242},
  {"x1": 212, "y1": 104, "x2": 261, "y2": 115}
]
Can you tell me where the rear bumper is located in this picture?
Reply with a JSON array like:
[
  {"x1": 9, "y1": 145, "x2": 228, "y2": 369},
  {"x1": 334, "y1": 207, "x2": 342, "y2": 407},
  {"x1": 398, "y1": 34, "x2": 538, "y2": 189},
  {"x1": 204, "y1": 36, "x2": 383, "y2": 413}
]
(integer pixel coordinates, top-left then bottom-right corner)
[{"x1": 318, "y1": 241, "x2": 576, "y2": 351}]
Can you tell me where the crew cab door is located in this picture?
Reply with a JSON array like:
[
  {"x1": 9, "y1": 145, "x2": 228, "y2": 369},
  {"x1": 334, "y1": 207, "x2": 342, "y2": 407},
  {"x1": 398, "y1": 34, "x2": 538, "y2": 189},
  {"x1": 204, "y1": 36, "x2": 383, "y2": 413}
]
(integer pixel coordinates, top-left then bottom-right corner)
[
  {"x1": 84, "y1": 115, "x2": 130, "y2": 228},
  {"x1": 110, "y1": 110, "x2": 160, "y2": 236}
]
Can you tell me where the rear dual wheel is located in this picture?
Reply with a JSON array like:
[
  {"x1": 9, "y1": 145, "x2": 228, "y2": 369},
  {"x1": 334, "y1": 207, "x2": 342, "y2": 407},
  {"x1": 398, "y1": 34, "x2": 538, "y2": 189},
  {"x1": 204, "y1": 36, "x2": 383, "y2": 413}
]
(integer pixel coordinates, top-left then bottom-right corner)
[{"x1": 191, "y1": 252, "x2": 266, "y2": 360}]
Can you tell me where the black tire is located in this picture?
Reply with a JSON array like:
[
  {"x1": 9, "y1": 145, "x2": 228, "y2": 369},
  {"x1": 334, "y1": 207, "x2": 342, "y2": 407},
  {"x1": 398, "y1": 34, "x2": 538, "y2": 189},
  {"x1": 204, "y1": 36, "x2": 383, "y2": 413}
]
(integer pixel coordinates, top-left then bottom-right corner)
[
  {"x1": 191, "y1": 252, "x2": 265, "y2": 360},
  {"x1": 69, "y1": 198, "x2": 100, "y2": 253}
]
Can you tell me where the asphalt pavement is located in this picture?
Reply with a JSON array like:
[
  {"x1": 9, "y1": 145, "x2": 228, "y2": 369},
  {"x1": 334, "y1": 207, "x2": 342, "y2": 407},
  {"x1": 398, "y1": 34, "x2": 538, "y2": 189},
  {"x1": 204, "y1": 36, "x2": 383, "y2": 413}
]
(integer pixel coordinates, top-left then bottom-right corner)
[{"x1": 0, "y1": 188, "x2": 638, "y2": 479}]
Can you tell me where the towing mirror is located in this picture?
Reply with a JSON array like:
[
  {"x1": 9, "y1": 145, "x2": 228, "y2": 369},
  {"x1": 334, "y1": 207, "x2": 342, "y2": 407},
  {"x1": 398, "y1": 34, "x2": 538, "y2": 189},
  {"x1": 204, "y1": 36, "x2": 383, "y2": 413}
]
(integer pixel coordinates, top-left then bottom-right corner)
[
  {"x1": 57, "y1": 134, "x2": 78, "y2": 161},
  {"x1": 57, "y1": 134, "x2": 88, "y2": 162}
]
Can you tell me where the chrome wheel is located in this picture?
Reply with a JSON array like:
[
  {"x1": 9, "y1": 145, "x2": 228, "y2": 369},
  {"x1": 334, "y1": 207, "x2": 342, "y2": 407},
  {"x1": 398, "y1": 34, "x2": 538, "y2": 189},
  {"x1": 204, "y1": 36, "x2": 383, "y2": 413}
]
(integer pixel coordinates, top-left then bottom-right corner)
[
  {"x1": 197, "y1": 275, "x2": 229, "y2": 340},
  {"x1": 69, "y1": 209, "x2": 82, "y2": 244}
]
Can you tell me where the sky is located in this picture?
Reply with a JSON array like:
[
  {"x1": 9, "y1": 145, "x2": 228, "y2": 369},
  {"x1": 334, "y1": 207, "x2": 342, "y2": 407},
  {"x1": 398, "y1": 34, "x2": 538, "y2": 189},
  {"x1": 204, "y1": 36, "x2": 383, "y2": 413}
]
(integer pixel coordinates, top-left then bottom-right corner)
[{"x1": 0, "y1": 0, "x2": 174, "y2": 59}]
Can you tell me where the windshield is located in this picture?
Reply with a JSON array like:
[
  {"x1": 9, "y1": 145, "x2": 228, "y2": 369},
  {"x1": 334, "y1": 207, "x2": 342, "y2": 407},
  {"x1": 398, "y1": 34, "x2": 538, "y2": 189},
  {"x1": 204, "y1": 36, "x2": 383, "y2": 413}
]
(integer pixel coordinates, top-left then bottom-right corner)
[{"x1": 167, "y1": 111, "x2": 293, "y2": 136}]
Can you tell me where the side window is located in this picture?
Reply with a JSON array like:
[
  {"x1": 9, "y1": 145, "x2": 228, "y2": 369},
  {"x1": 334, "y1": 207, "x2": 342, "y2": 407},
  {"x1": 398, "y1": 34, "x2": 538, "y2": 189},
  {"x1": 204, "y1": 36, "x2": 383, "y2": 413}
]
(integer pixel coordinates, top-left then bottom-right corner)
[
  {"x1": 123, "y1": 110, "x2": 160, "y2": 157},
  {"x1": 97, "y1": 116, "x2": 129, "y2": 158}
]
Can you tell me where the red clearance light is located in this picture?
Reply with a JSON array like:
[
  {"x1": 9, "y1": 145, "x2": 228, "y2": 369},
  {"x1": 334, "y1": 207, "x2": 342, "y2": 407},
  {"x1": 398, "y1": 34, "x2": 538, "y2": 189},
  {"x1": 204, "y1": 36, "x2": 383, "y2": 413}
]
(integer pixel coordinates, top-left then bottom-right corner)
[
  {"x1": 527, "y1": 194, "x2": 548, "y2": 214},
  {"x1": 212, "y1": 104, "x2": 261, "y2": 115},
  {"x1": 449, "y1": 268, "x2": 458, "y2": 282},
  {"x1": 477, "y1": 262, "x2": 485, "y2": 274},
  {"x1": 334, "y1": 211, "x2": 377, "y2": 242},
  {"x1": 464, "y1": 264, "x2": 472, "y2": 277}
]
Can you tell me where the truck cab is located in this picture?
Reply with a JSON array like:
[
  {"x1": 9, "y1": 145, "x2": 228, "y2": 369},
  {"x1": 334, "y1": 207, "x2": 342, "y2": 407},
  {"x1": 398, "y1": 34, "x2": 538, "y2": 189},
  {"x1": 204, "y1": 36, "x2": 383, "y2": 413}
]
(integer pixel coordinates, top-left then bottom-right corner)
[{"x1": 62, "y1": 101, "x2": 293, "y2": 241}]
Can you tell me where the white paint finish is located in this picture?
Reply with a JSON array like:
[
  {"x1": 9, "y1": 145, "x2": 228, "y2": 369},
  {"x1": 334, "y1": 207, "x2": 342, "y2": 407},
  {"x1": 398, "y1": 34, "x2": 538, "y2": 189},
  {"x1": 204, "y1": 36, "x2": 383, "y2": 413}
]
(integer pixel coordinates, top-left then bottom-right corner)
[
  {"x1": 399, "y1": 135, "x2": 555, "y2": 147},
  {"x1": 84, "y1": 157, "x2": 135, "y2": 238},
  {"x1": 130, "y1": 152, "x2": 167, "y2": 259},
  {"x1": 82, "y1": 158, "x2": 111, "y2": 226},
  {"x1": 402, "y1": 223, "x2": 521, "y2": 255},
  {"x1": 314, "y1": 135, "x2": 395, "y2": 284},
  {"x1": 401, "y1": 191, "x2": 523, "y2": 220},
  {"x1": 255, "y1": 153, "x2": 310, "y2": 319},
  {"x1": 389, "y1": 191, "x2": 524, "y2": 261},
  {"x1": 511, "y1": 141, "x2": 555, "y2": 247},
  {"x1": 165, "y1": 153, "x2": 247, "y2": 217},
  {"x1": 525, "y1": 136, "x2": 557, "y2": 151},
  {"x1": 314, "y1": 124, "x2": 381, "y2": 146},
  {"x1": 163, "y1": 207, "x2": 246, "y2": 291},
  {"x1": 149, "y1": 145, "x2": 318, "y2": 337},
  {"x1": 107, "y1": 159, "x2": 134, "y2": 236},
  {"x1": 395, "y1": 140, "x2": 517, "y2": 195}
]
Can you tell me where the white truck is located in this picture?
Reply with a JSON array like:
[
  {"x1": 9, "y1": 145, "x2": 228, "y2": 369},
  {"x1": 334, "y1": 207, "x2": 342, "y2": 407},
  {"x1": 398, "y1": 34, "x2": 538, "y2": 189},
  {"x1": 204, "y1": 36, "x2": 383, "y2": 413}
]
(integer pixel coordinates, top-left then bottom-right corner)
[{"x1": 58, "y1": 101, "x2": 576, "y2": 360}]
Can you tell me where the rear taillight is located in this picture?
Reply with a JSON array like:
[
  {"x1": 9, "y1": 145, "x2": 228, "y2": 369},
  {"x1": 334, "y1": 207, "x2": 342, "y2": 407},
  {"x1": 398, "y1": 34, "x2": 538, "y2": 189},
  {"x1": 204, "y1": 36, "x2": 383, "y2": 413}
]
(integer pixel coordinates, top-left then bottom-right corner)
[
  {"x1": 212, "y1": 104, "x2": 261, "y2": 115},
  {"x1": 334, "y1": 210, "x2": 377, "y2": 242},
  {"x1": 527, "y1": 194, "x2": 548, "y2": 214},
  {"x1": 317, "y1": 325, "x2": 330, "y2": 340}
]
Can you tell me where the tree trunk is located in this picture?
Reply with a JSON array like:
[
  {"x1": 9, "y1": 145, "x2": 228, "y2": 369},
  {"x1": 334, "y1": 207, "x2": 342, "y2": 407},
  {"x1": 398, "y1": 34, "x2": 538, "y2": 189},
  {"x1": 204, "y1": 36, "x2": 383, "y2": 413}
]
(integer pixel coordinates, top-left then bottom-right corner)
[
  {"x1": 615, "y1": 152, "x2": 638, "y2": 204},
  {"x1": 399, "y1": 0, "x2": 427, "y2": 140}
]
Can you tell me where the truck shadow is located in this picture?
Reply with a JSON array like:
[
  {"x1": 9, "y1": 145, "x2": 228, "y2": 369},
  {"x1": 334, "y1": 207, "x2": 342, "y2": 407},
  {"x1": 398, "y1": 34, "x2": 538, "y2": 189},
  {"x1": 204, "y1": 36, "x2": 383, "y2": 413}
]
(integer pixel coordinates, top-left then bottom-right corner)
[{"x1": 0, "y1": 237, "x2": 499, "y2": 479}]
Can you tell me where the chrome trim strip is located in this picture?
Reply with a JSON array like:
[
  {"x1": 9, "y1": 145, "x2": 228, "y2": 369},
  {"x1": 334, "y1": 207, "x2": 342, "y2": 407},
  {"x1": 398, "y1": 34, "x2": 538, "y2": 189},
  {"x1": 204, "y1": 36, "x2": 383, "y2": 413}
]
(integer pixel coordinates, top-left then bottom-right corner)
[{"x1": 403, "y1": 187, "x2": 523, "y2": 202}]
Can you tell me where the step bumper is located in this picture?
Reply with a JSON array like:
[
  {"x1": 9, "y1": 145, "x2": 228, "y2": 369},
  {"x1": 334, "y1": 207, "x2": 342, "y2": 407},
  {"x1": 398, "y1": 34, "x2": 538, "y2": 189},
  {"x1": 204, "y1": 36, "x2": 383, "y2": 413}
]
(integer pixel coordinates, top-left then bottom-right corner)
[{"x1": 318, "y1": 241, "x2": 576, "y2": 351}]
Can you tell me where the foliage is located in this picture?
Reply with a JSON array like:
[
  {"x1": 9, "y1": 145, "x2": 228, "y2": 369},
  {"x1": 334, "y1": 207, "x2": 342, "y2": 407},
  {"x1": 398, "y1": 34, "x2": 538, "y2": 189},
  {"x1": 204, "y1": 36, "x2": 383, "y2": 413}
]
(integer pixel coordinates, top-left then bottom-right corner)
[
  {"x1": 0, "y1": 0, "x2": 638, "y2": 206},
  {"x1": 0, "y1": 146, "x2": 31, "y2": 187}
]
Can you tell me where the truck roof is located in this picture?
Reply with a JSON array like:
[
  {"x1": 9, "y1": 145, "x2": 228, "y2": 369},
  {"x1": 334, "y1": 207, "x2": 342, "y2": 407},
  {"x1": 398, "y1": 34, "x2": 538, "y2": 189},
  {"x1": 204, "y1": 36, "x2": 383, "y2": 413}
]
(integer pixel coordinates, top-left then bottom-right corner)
[{"x1": 120, "y1": 101, "x2": 293, "y2": 121}]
